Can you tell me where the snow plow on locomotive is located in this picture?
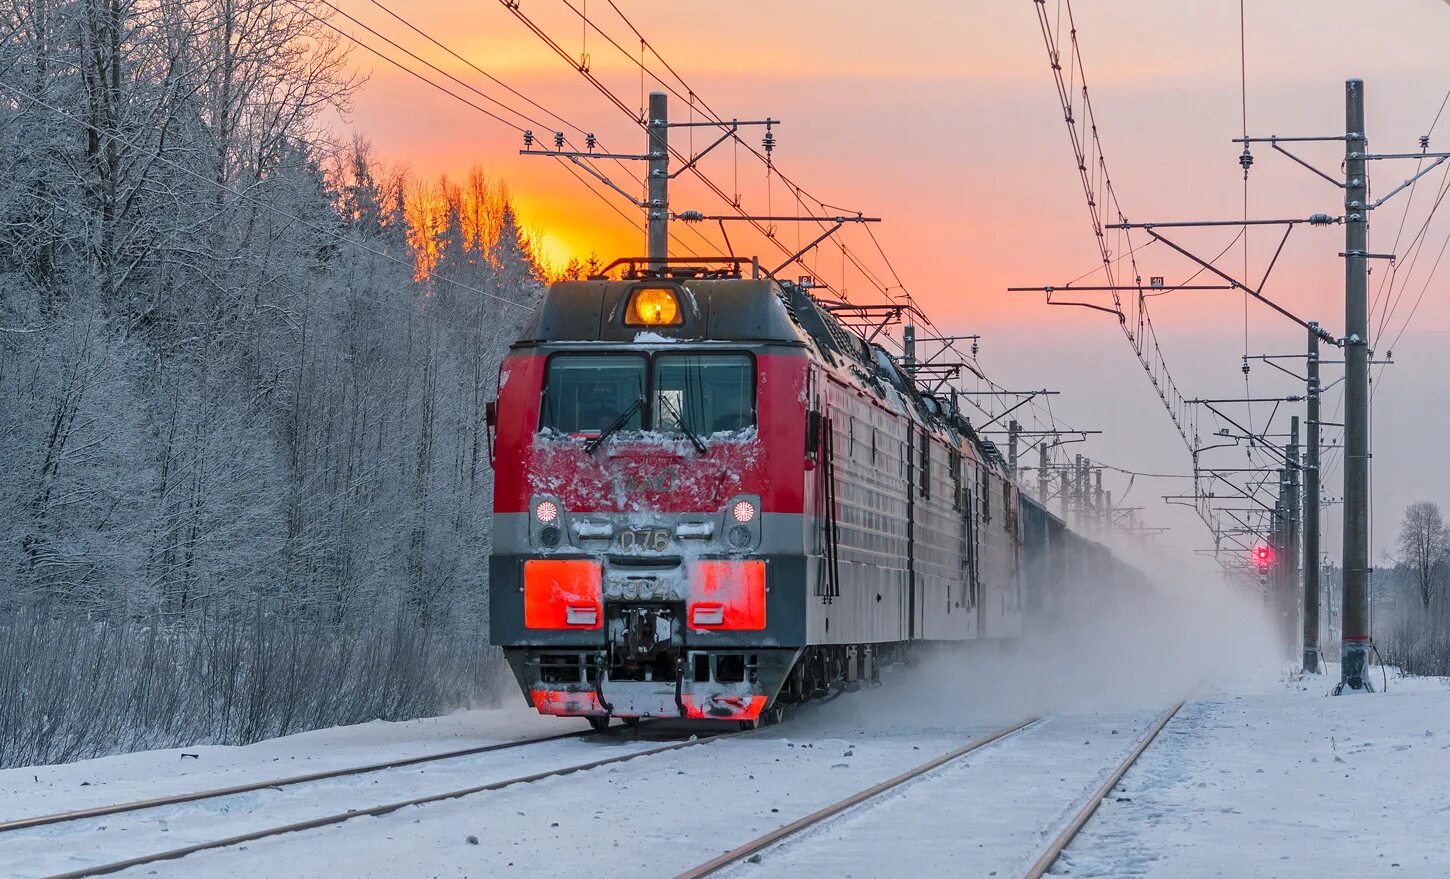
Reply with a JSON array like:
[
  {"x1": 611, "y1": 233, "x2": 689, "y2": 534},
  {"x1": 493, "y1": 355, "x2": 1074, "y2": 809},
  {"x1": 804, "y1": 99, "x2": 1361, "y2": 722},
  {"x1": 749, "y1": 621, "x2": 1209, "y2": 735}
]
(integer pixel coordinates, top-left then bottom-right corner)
[{"x1": 487, "y1": 257, "x2": 1140, "y2": 729}]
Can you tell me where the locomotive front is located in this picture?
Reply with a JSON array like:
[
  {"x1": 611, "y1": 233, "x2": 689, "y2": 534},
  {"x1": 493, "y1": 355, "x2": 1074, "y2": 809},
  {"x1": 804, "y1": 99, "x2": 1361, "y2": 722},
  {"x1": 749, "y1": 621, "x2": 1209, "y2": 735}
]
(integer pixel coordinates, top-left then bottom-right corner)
[{"x1": 488, "y1": 270, "x2": 812, "y2": 728}]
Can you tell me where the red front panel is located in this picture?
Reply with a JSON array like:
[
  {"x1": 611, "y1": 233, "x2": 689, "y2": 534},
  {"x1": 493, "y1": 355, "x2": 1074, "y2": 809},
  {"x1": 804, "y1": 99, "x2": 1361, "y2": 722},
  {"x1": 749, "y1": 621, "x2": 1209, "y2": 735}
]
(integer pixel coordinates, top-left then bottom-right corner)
[
  {"x1": 687, "y1": 560, "x2": 766, "y2": 630},
  {"x1": 523, "y1": 560, "x2": 603, "y2": 629},
  {"x1": 492, "y1": 351, "x2": 808, "y2": 515}
]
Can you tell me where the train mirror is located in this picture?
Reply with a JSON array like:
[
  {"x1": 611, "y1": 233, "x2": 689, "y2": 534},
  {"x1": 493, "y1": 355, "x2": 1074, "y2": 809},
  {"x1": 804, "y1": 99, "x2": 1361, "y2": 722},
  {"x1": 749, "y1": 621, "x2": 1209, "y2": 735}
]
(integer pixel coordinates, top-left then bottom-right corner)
[
  {"x1": 806, "y1": 409, "x2": 822, "y2": 457},
  {"x1": 485, "y1": 401, "x2": 498, "y2": 464}
]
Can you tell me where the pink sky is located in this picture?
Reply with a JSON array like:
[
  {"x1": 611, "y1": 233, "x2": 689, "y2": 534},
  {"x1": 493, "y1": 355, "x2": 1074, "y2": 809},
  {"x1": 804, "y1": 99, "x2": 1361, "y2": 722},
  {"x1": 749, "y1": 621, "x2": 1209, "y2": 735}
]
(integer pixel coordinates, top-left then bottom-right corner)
[{"x1": 338, "y1": 0, "x2": 1450, "y2": 569}]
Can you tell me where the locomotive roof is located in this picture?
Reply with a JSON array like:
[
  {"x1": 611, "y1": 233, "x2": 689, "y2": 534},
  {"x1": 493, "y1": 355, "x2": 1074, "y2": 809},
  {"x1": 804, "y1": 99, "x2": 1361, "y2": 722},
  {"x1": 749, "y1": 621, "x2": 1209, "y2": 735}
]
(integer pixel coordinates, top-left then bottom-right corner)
[
  {"x1": 516, "y1": 279, "x2": 811, "y2": 346},
  {"x1": 516, "y1": 275, "x2": 1012, "y2": 475}
]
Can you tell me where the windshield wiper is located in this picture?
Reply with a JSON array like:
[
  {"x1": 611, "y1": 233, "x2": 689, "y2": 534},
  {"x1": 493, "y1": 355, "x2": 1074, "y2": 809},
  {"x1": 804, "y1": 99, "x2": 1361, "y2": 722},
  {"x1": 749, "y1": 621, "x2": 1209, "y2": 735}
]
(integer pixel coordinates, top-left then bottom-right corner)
[
  {"x1": 659, "y1": 395, "x2": 707, "y2": 455},
  {"x1": 584, "y1": 397, "x2": 644, "y2": 455}
]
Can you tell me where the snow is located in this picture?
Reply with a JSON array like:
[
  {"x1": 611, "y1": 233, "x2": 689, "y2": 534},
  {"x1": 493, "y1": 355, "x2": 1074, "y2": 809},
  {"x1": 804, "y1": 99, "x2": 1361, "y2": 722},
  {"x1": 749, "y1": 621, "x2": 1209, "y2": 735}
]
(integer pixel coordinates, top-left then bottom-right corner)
[
  {"x1": 0, "y1": 706, "x2": 578, "y2": 823},
  {"x1": 714, "y1": 710, "x2": 1169, "y2": 879},
  {"x1": 1056, "y1": 665, "x2": 1450, "y2": 878},
  {"x1": 4, "y1": 664, "x2": 1449, "y2": 878}
]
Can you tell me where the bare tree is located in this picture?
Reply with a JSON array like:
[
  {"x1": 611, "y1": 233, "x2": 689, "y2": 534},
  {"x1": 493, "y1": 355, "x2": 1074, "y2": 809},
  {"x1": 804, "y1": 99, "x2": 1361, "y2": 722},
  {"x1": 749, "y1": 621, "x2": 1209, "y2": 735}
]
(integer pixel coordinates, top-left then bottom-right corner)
[{"x1": 1397, "y1": 501, "x2": 1450, "y2": 612}]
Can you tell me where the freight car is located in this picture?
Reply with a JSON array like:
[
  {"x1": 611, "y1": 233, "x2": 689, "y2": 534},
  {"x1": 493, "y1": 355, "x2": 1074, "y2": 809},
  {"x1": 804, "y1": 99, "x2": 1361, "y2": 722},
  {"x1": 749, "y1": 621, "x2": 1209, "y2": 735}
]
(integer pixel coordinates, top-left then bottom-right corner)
[{"x1": 487, "y1": 257, "x2": 1139, "y2": 729}]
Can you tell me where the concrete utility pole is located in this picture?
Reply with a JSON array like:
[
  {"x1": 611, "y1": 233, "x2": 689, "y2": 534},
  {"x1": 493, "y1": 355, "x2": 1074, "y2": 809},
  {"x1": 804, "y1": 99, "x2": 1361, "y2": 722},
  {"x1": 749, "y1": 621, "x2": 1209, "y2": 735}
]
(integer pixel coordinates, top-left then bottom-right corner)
[
  {"x1": 1038, "y1": 444, "x2": 1049, "y2": 505},
  {"x1": 646, "y1": 91, "x2": 669, "y2": 270},
  {"x1": 1339, "y1": 80, "x2": 1373, "y2": 694},
  {"x1": 1288, "y1": 417, "x2": 1302, "y2": 659},
  {"x1": 1094, "y1": 469, "x2": 1105, "y2": 534},
  {"x1": 1008, "y1": 420, "x2": 1021, "y2": 475},
  {"x1": 1304, "y1": 324, "x2": 1323, "y2": 673},
  {"x1": 1272, "y1": 468, "x2": 1289, "y2": 651},
  {"x1": 1074, "y1": 455, "x2": 1087, "y2": 530}
]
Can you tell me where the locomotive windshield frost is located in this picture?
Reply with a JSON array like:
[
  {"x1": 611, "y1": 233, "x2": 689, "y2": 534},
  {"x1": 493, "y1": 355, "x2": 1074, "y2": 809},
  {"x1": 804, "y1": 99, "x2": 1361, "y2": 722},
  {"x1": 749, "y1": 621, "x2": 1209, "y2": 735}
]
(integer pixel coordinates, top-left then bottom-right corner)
[{"x1": 489, "y1": 261, "x2": 1141, "y2": 729}]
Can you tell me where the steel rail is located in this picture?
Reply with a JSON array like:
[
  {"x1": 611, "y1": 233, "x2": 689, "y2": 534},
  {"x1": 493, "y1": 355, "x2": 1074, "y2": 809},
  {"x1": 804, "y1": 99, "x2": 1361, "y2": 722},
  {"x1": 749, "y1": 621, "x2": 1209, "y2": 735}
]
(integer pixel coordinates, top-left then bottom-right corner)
[
  {"x1": 672, "y1": 717, "x2": 1039, "y2": 879},
  {"x1": 40, "y1": 727, "x2": 743, "y2": 879},
  {"x1": 1, "y1": 728, "x2": 602, "y2": 834},
  {"x1": 1020, "y1": 701, "x2": 1186, "y2": 879}
]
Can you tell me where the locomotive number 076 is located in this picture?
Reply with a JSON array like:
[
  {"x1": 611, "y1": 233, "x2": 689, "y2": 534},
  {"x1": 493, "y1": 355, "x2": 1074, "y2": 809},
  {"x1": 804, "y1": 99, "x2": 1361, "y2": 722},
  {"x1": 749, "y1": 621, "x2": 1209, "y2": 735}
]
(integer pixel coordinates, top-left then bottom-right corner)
[{"x1": 617, "y1": 528, "x2": 670, "y2": 552}]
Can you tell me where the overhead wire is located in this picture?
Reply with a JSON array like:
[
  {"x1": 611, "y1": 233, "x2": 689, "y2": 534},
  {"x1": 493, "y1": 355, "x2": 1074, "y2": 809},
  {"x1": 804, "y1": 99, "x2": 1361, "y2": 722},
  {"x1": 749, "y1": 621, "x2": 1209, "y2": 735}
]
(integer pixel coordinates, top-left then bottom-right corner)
[
  {"x1": 1033, "y1": 0, "x2": 1199, "y2": 455},
  {"x1": 503, "y1": 0, "x2": 1184, "y2": 513},
  {"x1": 545, "y1": 0, "x2": 899, "y2": 303},
  {"x1": 498, "y1": 0, "x2": 863, "y2": 301},
  {"x1": 300, "y1": 0, "x2": 716, "y2": 259}
]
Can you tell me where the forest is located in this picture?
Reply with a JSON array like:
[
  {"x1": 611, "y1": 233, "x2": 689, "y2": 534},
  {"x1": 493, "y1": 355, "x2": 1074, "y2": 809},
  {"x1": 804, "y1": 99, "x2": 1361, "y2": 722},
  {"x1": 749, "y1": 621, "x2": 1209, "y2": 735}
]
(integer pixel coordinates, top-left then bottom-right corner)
[{"x1": 0, "y1": 0, "x2": 546, "y2": 766}]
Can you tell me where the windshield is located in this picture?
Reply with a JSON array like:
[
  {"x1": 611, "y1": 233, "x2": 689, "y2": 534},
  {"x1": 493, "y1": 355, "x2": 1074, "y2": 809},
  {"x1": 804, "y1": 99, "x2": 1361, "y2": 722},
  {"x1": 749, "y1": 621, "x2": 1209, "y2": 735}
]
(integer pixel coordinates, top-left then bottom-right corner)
[
  {"x1": 540, "y1": 355, "x2": 645, "y2": 435},
  {"x1": 538, "y1": 352, "x2": 755, "y2": 440},
  {"x1": 653, "y1": 353, "x2": 755, "y2": 436}
]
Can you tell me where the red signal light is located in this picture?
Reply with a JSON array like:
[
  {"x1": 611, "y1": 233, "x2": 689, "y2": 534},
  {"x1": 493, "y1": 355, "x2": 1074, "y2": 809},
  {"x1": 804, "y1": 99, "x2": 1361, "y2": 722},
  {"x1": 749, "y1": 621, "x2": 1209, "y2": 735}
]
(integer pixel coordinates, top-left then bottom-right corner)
[{"x1": 1253, "y1": 544, "x2": 1274, "y2": 573}]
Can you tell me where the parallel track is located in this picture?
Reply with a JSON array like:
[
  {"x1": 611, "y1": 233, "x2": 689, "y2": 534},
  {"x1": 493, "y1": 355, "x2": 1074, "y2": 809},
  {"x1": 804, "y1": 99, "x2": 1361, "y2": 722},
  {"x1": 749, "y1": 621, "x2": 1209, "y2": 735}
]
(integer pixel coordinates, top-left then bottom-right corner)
[
  {"x1": 1021, "y1": 700, "x2": 1184, "y2": 879},
  {"x1": 673, "y1": 701, "x2": 1186, "y2": 879},
  {"x1": 38, "y1": 727, "x2": 744, "y2": 879},
  {"x1": 1, "y1": 728, "x2": 597, "y2": 835},
  {"x1": 672, "y1": 717, "x2": 1040, "y2": 879}
]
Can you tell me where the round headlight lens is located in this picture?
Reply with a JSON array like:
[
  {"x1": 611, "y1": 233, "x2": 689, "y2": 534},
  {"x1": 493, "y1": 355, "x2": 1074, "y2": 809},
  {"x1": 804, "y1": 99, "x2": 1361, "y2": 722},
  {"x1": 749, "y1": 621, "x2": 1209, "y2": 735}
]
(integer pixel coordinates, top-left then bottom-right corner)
[
  {"x1": 731, "y1": 500, "x2": 756, "y2": 523},
  {"x1": 535, "y1": 500, "x2": 559, "y2": 523},
  {"x1": 540, "y1": 525, "x2": 561, "y2": 547},
  {"x1": 728, "y1": 525, "x2": 752, "y2": 548}
]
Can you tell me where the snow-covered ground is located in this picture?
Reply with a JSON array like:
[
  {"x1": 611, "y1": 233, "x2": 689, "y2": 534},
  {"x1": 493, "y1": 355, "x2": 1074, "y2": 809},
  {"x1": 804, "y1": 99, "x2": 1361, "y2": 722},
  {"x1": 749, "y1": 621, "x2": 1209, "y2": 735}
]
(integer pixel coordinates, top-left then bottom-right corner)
[
  {"x1": 1059, "y1": 665, "x2": 1450, "y2": 878},
  {"x1": 2, "y1": 662, "x2": 1447, "y2": 879}
]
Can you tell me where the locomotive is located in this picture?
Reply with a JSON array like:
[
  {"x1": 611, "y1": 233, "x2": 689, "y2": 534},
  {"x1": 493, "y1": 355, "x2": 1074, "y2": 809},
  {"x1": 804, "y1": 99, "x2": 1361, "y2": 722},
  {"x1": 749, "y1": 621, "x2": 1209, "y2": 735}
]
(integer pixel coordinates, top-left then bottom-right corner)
[{"x1": 487, "y1": 257, "x2": 1131, "y2": 729}]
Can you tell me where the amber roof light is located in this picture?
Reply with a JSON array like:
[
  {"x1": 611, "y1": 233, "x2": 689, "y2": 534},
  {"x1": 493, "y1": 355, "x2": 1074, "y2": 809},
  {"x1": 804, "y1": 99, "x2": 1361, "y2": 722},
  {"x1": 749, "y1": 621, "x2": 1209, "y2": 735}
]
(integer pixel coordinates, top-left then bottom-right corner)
[{"x1": 624, "y1": 287, "x2": 683, "y2": 327}]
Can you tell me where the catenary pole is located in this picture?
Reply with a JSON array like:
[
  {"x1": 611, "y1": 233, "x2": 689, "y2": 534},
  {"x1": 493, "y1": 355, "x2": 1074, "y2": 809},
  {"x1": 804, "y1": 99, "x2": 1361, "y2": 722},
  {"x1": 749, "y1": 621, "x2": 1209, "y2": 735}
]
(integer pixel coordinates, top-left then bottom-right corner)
[
  {"x1": 1094, "y1": 469, "x2": 1104, "y2": 534},
  {"x1": 1338, "y1": 79, "x2": 1372, "y2": 693},
  {"x1": 1038, "y1": 443, "x2": 1049, "y2": 504},
  {"x1": 1008, "y1": 420, "x2": 1021, "y2": 475},
  {"x1": 646, "y1": 91, "x2": 669, "y2": 270},
  {"x1": 1274, "y1": 470, "x2": 1288, "y2": 652},
  {"x1": 1288, "y1": 416, "x2": 1302, "y2": 660},
  {"x1": 1304, "y1": 324, "x2": 1322, "y2": 673}
]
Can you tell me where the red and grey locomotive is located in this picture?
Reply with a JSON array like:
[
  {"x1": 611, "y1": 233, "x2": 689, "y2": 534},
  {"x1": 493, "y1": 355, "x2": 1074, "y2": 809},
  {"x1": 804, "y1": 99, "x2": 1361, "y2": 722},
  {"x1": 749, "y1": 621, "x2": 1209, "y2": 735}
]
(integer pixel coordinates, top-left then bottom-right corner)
[{"x1": 488, "y1": 257, "x2": 1113, "y2": 729}]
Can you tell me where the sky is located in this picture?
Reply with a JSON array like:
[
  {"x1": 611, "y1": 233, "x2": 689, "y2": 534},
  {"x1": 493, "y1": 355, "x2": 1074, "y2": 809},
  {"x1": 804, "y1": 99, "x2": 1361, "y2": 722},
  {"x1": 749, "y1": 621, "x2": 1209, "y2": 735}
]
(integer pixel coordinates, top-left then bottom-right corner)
[{"x1": 336, "y1": 0, "x2": 1450, "y2": 577}]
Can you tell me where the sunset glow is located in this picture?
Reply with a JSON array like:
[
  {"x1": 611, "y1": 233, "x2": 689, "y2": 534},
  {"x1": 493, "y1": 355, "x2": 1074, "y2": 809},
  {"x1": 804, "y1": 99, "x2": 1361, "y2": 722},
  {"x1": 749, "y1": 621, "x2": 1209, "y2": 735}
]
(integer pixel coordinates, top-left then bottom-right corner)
[{"x1": 338, "y1": 0, "x2": 1450, "y2": 559}]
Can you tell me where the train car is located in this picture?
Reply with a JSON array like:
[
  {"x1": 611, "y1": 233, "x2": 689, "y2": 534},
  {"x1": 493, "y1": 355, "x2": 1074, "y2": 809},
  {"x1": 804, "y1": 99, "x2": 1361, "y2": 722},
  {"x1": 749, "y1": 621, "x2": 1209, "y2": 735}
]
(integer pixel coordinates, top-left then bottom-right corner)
[{"x1": 487, "y1": 257, "x2": 1135, "y2": 729}]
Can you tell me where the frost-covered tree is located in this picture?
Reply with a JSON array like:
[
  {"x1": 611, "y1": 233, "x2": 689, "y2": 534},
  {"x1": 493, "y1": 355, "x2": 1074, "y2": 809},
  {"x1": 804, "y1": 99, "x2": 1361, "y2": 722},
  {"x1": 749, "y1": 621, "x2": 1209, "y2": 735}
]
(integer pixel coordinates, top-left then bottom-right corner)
[{"x1": 0, "y1": 0, "x2": 547, "y2": 765}]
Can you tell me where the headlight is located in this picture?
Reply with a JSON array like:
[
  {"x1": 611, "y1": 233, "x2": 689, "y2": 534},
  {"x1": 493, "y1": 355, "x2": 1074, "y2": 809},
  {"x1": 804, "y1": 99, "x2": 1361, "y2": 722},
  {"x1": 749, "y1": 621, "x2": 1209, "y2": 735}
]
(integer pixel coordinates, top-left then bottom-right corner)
[
  {"x1": 731, "y1": 500, "x2": 757, "y2": 523},
  {"x1": 535, "y1": 500, "x2": 559, "y2": 523}
]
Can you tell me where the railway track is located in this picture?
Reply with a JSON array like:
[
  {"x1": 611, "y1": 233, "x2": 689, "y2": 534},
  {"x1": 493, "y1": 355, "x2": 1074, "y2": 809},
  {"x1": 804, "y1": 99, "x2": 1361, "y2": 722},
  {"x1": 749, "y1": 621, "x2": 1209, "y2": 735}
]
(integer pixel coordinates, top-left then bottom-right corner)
[
  {"x1": 22, "y1": 703, "x2": 1185, "y2": 879},
  {"x1": 672, "y1": 717, "x2": 1040, "y2": 879},
  {"x1": 20, "y1": 724, "x2": 742, "y2": 879},
  {"x1": 1021, "y1": 701, "x2": 1184, "y2": 879},
  {"x1": 0, "y1": 727, "x2": 596, "y2": 835},
  {"x1": 673, "y1": 702, "x2": 1186, "y2": 879}
]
